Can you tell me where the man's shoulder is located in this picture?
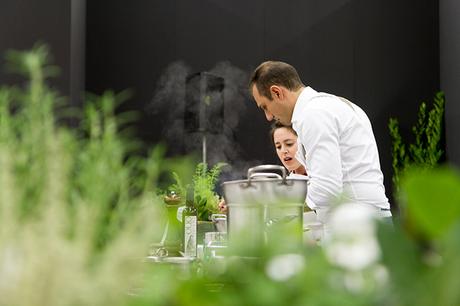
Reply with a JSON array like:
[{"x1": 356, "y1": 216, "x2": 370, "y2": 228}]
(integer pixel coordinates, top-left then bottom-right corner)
[
  {"x1": 302, "y1": 95, "x2": 341, "y2": 115},
  {"x1": 292, "y1": 88, "x2": 347, "y2": 126},
  {"x1": 298, "y1": 88, "x2": 339, "y2": 107}
]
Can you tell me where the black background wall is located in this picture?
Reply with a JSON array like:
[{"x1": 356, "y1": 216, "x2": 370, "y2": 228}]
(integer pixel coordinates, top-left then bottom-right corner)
[
  {"x1": 85, "y1": 0, "x2": 440, "y2": 201},
  {"x1": 0, "y1": 0, "x2": 85, "y2": 108},
  {"x1": 441, "y1": 0, "x2": 460, "y2": 167},
  {"x1": 0, "y1": 0, "x2": 71, "y2": 95},
  {"x1": 0, "y1": 0, "x2": 442, "y2": 204}
]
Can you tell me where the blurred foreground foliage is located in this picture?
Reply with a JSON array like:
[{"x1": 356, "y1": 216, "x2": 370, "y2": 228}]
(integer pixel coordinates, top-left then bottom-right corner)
[
  {"x1": 1, "y1": 44, "x2": 460, "y2": 306},
  {"x1": 0, "y1": 43, "x2": 191, "y2": 305}
]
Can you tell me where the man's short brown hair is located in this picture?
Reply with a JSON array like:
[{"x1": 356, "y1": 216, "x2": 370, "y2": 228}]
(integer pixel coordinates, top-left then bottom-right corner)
[{"x1": 249, "y1": 61, "x2": 304, "y2": 100}]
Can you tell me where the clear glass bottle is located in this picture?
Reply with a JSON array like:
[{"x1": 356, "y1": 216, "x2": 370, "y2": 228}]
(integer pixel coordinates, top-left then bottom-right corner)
[{"x1": 182, "y1": 185, "x2": 197, "y2": 257}]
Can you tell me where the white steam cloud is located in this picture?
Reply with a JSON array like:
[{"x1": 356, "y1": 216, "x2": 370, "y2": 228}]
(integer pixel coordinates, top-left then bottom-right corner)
[{"x1": 148, "y1": 61, "x2": 263, "y2": 182}]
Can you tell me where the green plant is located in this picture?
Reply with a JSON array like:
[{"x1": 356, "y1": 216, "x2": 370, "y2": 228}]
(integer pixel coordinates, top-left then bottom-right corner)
[
  {"x1": 165, "y1": 162, "x2": 226, "y2": 221},
  {"x1": 0, "y1": 43, "x2": 174, "y2": 306},
  {"x1": 192, "y1": 162, "x2": 226, "y2": 221},
  {"x1": 388, "y1": 92, "x2": 445, "y2": 193}
]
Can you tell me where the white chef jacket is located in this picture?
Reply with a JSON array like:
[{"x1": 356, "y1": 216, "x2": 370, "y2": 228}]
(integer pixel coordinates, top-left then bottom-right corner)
[{"x1": 291, "y1": 87, "x2": 391, "y2": 214}]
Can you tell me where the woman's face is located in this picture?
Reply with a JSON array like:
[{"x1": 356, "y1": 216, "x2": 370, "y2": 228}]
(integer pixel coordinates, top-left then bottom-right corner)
[{"x1": 273, "y1": 127, "x2": 302, "y2": 172}]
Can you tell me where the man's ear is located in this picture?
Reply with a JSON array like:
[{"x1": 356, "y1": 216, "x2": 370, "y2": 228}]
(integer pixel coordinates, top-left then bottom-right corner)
[{"x1": 270, "y1": 85, "x2": 283, "y2": 100}]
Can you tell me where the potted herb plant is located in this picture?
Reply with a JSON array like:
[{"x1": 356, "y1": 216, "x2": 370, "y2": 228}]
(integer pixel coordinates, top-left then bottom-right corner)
[{"x1": 163, "y1": 162, "x2": 226, "y2": 242}]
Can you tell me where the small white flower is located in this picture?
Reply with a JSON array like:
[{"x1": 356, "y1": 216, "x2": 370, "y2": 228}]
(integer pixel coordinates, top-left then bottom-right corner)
[
  {"x1": 266, "y1": 253, "x2": 305, "y2": 281},
  {"x1": 326, "y1": 239, "x2": 380, "y2": 271},
  {"x1": 344, "y1": 271, "x2": 365, "y2": 293},
  {"x1": 0, "y1": 245, "x2": 23, "y2": 292},
  {"x1": 372, "y1": 264, "x2": 389, "y2": 287},
  {"x1": 324, "y1": 203, "x2": 380, "y2": 271}
]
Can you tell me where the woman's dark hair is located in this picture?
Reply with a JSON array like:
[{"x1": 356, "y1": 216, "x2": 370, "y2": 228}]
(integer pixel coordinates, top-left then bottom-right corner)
[{"x1": 269, "y1": 121, "x2": 297, "y2": 145}]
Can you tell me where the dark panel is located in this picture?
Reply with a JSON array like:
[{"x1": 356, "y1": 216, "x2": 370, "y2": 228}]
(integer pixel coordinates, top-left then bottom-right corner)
[
  {"x1": 263, "y1": 0, "x2": 355, "y2": 97},
  {"x1": 70, "y1": 0, "x2": 86, "y2": 108},
  {"x1": 0, "y1": 0, "x2": 71, "y2": 95},
  {"x1": 174, "y1": 0, "x2": 265, "y2": 70},
  {"x1": 86, "y1": 0, "x2": 178, "y2": 149},
  {"x1": 354, "y1": 0, "x2": 440, "y2": 200},
  {"x1": 86, "y1": 0, "x2": 272, "y2": 173},
  {"x1": 440, "y1": 0, "x2": 460, "y2": 166}
]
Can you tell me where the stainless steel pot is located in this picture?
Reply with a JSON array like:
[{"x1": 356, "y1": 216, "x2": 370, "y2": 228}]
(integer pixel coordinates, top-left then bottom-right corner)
[{"x1": 221, "y1": 165, "x2": 309, "y2": 252}]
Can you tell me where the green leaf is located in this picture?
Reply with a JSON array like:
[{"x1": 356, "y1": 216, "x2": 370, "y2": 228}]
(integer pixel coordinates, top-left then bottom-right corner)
[
  {"x1": 378, "y1": 222, "x2": 427, "y2": 305},
  {"x1": 401, "y1": 167, "x2": 460, "y2": 239},
  {"x1": 433, "y1": 223, "x2": 460, "y2": 306}
]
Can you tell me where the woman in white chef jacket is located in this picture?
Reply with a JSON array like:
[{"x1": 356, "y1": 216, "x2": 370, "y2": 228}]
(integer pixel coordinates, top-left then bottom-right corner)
[
  {"x1": 219, "y1": 122, "x2": 321, "y2": 242},
  {"x1": 270, "y1": 122, "x2": 306, "y2": 177},
  {"x1": 269, "y1": 122, "x2": 318, "y2": 227},
  {"x1": 220, "y1": 122, "x2": 315, "y2": 218}
]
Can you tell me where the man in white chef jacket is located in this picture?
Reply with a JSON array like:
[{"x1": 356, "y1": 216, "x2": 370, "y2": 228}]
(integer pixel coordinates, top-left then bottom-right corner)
[{"x1": 249, "y1": 61, "x2": 392, "y2": 233}]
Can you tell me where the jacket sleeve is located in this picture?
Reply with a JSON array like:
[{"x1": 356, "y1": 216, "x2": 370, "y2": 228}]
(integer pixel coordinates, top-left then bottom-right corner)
[{"x1": 297, "y1": 107, "x2": 343, "y2": 209}]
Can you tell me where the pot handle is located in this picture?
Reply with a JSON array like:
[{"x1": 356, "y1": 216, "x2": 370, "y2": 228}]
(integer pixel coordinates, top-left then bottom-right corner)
[
  {"x1": 247, "y1": 164, "x2": 287, "y2": 184},
  {"x1": 249, "y1": 172, "x2": 282, "y2": 179}
]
